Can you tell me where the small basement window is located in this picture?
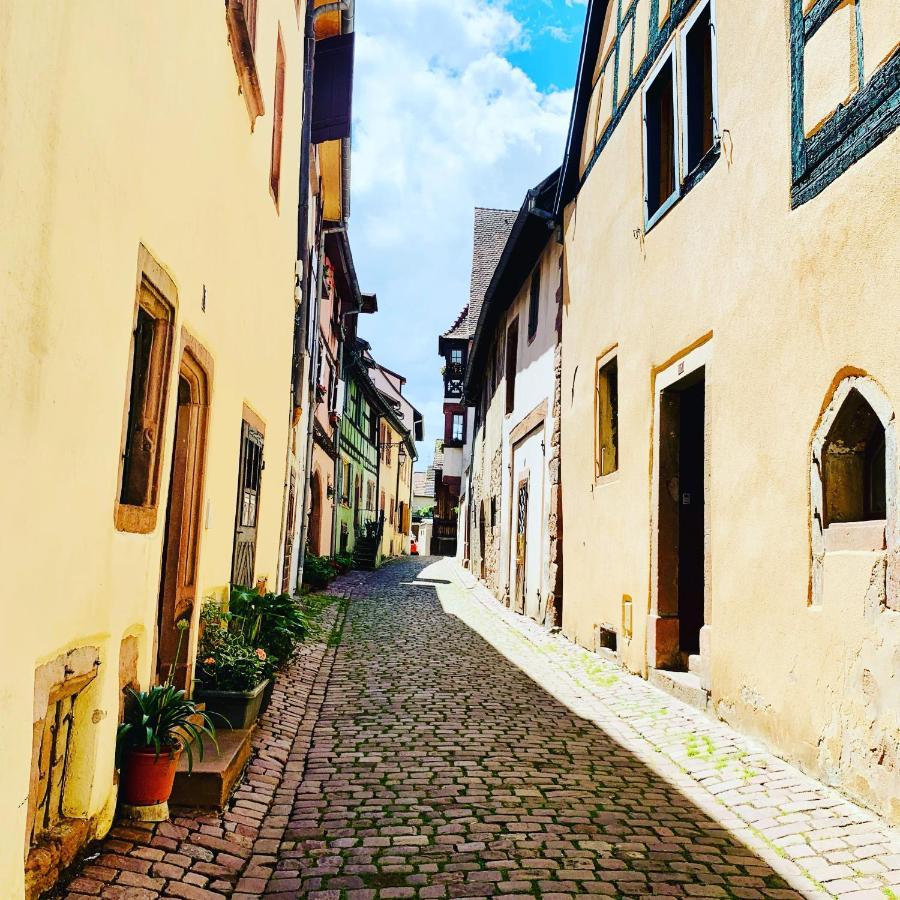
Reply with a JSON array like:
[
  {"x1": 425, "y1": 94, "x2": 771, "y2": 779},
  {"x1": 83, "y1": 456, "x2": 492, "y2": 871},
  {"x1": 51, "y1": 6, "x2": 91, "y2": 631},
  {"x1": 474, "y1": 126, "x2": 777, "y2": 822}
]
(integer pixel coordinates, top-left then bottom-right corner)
[
  {"x1": 822, "y1": 388, "x2": 886, "y2": 527},
  {"x1": 681, "y1": 0, "x2": 718, "y2": 175},
  {"x1": 596, "y1": 355, "x2": 619, "y2": 477},
  {"x1": 598, "y1": 624, "x2": 618, "y2": 653},
  {"x1": 643, "y1": 46, "x2": 679, "y2": 225}
]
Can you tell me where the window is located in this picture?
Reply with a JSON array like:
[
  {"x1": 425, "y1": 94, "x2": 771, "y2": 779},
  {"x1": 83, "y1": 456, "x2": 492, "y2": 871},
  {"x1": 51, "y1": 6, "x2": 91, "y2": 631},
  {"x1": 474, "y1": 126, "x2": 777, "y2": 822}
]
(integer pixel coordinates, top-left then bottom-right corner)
[
  {"x1": 790, "y1": 0, "x2": 900, "y2": 205},
  {"x1": 527, "y1": 266, "x2": 540, "y2": 341},
  {"x1": 822, "y1": 389, "x2": 886, "y2": 527},
  {"x1": 451, "y1": 348, "x2": 462, "y2": 366},
  {"x1": 452, "y1": 414, "x2": 464, "y2": 443},
  {"x1": 681, "y1": 0, "x2": 718, "y2": 174},
  {"x1": 642, "y1": 47, "x2": 679, "y2": 225},
  {"x1": 505, "y1": 318, "x2": 519, "y2": 415},
  {"x1": 270, "y1": 34, "x2": 286, "y2": 206},
  {"x1": 389, "y1": 497, "x2": 395, "y2": 525},
  {"x1": 117, "y1": 249, "x2": 176, "y2": 533},
  {"x1": 225, "y1": 0, "x2": 264, "y2": 127},
  {"x1": 596, "y1": 355, "x2": 618, "y2": 477}
]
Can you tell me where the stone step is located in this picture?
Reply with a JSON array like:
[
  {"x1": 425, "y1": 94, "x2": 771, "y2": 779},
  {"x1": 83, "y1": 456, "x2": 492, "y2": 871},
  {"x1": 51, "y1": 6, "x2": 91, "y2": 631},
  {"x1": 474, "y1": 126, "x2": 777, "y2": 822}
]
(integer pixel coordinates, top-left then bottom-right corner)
[
  {"x1": 170, "y1": 728, "x2": 253, "y2": 809},
  {"x1": 688, "y1": 653, "x2": 702, "y2": 675},
  {"x1": 648, "y1": 668, "x2": 710, "y2": 712}
]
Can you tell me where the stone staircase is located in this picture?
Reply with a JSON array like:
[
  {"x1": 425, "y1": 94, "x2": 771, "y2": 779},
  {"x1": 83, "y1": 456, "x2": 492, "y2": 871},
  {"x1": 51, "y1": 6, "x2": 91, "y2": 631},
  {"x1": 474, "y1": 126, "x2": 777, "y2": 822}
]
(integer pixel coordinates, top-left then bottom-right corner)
[{"x1": 354, "y1": 535, "x2": 379, "y2": 570}]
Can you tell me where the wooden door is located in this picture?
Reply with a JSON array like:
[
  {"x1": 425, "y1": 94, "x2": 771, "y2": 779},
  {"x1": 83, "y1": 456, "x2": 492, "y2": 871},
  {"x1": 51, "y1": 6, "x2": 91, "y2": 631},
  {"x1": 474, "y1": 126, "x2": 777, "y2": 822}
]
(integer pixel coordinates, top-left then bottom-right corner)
[
  {"x1": 281, "y1": 469, "x2": 297, "y2": 592},
  {"x1": 514, "y1": 478, "x2": 529, "y2": 613},
  {"x1": 232, "y1": 420, "x2": 264, "y2": 588},
  {"x1": 157, "y1": 352, "x2": 209, "y2": 688}
]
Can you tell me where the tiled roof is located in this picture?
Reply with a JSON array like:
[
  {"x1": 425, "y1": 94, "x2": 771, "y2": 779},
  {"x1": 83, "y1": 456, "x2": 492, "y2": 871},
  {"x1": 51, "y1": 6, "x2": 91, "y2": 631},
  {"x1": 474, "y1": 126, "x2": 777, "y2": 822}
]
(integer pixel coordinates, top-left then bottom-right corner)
[
  {"x1": 467, "y1": 207, "x2": 516, "y2": 335},
  {"x1": 432, "y1": 439, "x2": 445, "y2": 470},
  {"x1": 441, "y1": 305, "x2": 471, "y2": 340}
]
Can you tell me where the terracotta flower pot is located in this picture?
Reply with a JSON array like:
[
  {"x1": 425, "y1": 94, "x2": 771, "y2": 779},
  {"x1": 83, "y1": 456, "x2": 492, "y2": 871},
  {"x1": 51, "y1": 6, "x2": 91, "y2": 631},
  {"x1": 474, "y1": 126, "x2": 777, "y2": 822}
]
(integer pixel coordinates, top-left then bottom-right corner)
[{"x1": 120, "y1": 746, "x2": 181, "y2": 806}]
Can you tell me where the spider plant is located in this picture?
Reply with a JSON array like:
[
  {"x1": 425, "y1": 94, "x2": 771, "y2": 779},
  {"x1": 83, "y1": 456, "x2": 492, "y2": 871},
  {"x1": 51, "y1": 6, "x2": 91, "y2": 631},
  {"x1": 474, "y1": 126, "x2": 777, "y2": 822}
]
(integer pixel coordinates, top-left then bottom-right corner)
[{"x1": 117, "y1": 683, "x2": 217, "y2": 773}]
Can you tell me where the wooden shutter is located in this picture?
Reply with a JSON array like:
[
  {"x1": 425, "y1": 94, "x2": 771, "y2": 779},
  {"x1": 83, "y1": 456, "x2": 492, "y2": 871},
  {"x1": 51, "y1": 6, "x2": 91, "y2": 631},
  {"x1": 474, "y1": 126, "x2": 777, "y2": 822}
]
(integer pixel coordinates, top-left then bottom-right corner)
[{"x1": 312, "y1": 33, "x2": 355, "y2": 144}]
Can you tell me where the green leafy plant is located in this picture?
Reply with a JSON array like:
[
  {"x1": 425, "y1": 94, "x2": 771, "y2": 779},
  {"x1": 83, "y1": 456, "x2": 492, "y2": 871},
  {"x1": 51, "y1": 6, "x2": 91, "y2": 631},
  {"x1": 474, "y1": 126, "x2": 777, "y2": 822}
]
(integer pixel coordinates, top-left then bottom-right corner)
[
  {"x1": 117, "y1": 684, "x2": 217, "y2": 773},
  {"x1": 303, "y1": 553, "x2": 336, "y2": 589},
  {"x1": 229, "y1": 585, "x2": 309, "y2": 665},
  {"x1": 194, "y1": 601, "x2": 267, "y2": 692}
]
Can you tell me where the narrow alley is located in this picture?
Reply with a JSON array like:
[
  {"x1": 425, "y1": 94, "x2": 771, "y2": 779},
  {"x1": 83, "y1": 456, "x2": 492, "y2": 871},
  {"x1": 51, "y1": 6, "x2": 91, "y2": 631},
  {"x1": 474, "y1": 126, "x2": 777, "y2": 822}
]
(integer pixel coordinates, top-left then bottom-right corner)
[{"x1": 63, "y1": 559, "x2": 900, "y2": 900}]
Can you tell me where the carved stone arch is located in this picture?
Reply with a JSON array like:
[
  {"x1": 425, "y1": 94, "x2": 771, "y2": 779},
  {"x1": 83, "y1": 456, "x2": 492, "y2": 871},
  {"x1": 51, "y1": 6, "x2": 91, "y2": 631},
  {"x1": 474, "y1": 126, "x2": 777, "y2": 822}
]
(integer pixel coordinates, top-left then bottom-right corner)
[{"x1": 810, "y1": 374, "x2": 898, "y2": 609}]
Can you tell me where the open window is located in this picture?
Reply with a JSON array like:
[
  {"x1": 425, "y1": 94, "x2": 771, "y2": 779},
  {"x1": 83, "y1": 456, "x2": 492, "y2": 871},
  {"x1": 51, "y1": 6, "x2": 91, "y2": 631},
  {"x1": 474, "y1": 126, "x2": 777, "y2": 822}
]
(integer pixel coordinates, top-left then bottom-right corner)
[
  {"x1": 116, "y1": 248, "x2": 176, "y2": 533},
  {"x1": 822, "y1": 389, "x2": 887, "y2": 529},
  {"x1": 269, "y1": 33, "x2": 286, "y2": 207},
  {"x1": 681, "y1": 0, "x2": 719, "y2": 174},
  {"x1": 810, "y1": 375, "x2": 896, "y2": 608},
  {"x1": 642, "y1": 45, "x2": 679, "y2": 227},
  {"x1": 596, "y1": 354, "x2": 619, "y2": 478}
]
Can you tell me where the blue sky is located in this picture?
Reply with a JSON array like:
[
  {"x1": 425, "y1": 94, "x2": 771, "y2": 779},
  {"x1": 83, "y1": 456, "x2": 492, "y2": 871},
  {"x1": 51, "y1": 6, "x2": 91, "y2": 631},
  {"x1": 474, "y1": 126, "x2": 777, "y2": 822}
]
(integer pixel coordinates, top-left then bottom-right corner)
[
  {"x1": 507, "y1": 0, "x2": 588, "y2": 91},
  {"x1": 348, "y1": 0, "x2": 585, "y2": 468}
]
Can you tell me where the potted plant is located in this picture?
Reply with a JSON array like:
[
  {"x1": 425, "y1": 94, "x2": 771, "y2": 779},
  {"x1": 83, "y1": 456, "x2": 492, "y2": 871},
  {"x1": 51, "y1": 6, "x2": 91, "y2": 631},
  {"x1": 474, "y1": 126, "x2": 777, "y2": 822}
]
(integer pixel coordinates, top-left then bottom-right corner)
[
  {"x1": 329, "y1": 410, "x2": 340, "y2": 427},
  {"x1": 193, "y1": 602, "x2": 270, "y2": 729},
  {"x1": 228, "y1": 586, "x2": 309, "y2": 712},
  {"x1": 117, "y1": 620, "x2": 216, "y2": 809},
  {"x1": 117, "y1": 683, "x2": 217, "y2": 807}
]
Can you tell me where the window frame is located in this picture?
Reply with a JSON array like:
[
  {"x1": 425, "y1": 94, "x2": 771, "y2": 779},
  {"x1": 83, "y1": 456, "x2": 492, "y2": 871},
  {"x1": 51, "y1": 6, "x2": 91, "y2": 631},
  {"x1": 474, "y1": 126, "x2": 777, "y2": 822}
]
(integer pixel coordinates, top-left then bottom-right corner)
[
  {"x1": 641, "y1": 39, "x2": 681, "y2": 231},
  {"x1": 594, "y1": 348, "x2": 620, "y2": 481},
  {"x1": 527, "y1": 265, "x2": 541, "y2": 343},
  {"x1": 678, "y1": 0, "x2": 719, "y2": 181},
  {"x1": 451, "y1": 413, "x2": 465, "y2": 444},
  {"x1": 115, "y1": 246, "x2": 177, "y2": 534}
]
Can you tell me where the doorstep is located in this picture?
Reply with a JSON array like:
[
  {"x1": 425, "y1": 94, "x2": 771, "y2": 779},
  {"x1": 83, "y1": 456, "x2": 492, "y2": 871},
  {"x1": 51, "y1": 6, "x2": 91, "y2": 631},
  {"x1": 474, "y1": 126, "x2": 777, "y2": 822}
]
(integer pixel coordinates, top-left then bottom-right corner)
[
  {"x1": 170, "y1": 728, "x2": 253, "y2": 808},
  {"x1": 648, "y1": 667, "x2": 710, "y2": 712}
]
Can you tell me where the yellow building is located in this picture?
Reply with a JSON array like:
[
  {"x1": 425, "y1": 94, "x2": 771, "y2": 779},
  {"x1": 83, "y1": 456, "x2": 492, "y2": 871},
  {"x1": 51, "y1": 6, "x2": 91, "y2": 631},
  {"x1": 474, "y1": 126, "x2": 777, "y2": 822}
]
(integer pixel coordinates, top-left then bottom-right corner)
[
  {"x1": 0, "y1": 1, "x2": 328, "y2": 894},
  {"x1": 371, "y1": 362, "x2": 420, "y2": 560},
  {"x1": 557, "y1": 0, "x2": 900, "y2": 821}
]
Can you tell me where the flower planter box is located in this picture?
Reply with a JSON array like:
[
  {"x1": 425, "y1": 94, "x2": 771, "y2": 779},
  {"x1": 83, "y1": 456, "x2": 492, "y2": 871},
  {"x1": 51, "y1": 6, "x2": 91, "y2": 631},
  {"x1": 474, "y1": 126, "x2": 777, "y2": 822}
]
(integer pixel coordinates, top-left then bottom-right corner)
[{"x1": 194, "y1": 678, "x2": 269, "y2": 730}]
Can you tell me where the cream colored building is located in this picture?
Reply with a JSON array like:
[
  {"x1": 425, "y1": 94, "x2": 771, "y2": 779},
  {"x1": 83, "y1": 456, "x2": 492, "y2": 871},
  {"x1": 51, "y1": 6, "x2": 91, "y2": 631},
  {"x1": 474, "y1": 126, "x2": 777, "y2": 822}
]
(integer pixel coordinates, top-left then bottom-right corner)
[
  {"x1": 462, "y1": 176, "x2": 564, "y2": 627},
  {"x1": 0, "y1": 1, "x2": 328, "y2": 894},
  {"x1": 557, "y1": 0, "x2": 900, "y2": 820}
]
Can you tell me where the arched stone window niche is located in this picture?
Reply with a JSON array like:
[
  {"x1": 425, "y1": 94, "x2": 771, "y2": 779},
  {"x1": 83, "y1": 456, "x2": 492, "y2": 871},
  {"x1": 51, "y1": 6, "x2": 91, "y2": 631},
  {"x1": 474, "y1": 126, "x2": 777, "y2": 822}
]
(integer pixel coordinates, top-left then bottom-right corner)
[{"x1": 811, "y1": 375, "x2": 898, "y2": 609}]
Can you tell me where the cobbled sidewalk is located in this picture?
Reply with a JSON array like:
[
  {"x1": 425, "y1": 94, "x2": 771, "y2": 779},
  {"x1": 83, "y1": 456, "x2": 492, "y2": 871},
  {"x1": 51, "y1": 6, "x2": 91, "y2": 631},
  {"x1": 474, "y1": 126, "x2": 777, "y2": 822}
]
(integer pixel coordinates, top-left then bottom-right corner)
[
  {"x1": 443, "y1": 559, "x2": 900, "y2": 900},
  {"x1": 59, "y1": 600, "x2": 344, "y2": 900}
]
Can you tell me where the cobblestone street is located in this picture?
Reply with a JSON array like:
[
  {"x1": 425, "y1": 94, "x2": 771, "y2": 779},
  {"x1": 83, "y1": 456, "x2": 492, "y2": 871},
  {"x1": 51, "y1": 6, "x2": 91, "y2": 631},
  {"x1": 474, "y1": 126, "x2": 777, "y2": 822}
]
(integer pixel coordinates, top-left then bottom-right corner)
[{"x1": 64, "y1": 557, "x2": 900, "y2": 899}]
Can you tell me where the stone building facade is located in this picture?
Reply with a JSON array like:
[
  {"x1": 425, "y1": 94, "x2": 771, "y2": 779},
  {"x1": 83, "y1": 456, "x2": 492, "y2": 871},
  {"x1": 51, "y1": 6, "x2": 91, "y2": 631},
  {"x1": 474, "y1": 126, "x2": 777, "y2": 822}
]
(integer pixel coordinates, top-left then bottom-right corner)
[{"x1": 556, "y1": 0, "x2": 900, "y2": 821}]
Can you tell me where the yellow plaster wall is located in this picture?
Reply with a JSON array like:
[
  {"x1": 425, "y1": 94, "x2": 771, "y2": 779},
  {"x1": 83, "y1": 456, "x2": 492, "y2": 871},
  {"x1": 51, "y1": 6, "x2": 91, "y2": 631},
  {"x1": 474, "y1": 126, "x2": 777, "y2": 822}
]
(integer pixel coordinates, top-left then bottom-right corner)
[
  {"x1": 561, "y1": 0, "x2": 900, "y2": 819},
  {"x1": 0, "y1": 1, "x2": 307, "y2": 891},
  {"x1": 379, "y1": 421, "x2": 413, "y2": 559}
]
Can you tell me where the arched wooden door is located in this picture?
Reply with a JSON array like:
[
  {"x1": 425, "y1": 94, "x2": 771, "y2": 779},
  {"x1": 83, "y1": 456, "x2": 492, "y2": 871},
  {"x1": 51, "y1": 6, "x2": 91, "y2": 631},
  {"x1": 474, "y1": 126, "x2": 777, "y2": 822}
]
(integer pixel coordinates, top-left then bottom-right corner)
[{"x1": 156, "y1": 347, "x2": 210, "y2": 689}]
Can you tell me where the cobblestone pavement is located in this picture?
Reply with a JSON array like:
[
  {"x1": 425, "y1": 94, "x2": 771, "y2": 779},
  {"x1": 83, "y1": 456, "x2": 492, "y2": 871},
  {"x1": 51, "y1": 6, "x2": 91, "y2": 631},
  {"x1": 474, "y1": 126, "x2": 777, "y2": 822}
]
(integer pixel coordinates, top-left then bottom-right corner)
[
  {"x1": 61, "y1": 557, "x2": 900, "y2": 899},
  {"x1": 266, "y1": 557, "x2": 899, "y2": 899}
]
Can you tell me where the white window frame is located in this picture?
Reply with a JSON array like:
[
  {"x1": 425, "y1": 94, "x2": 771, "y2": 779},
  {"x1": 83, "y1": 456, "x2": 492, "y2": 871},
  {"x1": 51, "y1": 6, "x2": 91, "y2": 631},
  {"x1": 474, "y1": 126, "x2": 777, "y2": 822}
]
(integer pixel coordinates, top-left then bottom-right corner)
[
  {"x1": 641, "y1": 38, "x2": 681, "y2": 231},
  {"x1": 679, "y1": 0, "x2": 720, "y2": 180}
]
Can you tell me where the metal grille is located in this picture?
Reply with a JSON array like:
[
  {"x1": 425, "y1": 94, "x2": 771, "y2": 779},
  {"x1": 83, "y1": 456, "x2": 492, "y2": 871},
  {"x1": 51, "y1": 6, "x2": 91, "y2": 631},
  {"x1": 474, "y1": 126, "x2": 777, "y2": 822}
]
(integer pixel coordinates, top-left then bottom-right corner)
[{"x1": 31, "y1": 694, "x2": 76, "y2": 844}]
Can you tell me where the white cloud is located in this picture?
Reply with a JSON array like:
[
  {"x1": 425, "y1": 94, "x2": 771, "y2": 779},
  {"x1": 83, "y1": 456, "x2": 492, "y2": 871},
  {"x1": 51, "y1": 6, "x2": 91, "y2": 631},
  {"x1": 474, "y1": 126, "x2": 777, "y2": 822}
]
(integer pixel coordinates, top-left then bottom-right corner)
[{"x1": 349, "y1": 0, "x2": 572, "y2": 465}]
